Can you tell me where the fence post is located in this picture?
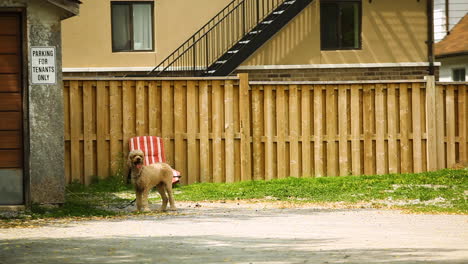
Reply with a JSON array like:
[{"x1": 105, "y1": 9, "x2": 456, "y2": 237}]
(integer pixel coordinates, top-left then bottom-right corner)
[
  {"x1": 426, "y1": 76, "x2": 438, "y2": 171},
  {"x1": 238, "y1": 73, "x2": 251, "y2": 181}
]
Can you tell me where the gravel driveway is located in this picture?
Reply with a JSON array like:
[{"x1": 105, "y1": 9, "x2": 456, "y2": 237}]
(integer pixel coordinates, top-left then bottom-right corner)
[{"x1": 1, "y1": 201, "x2": 467, "y2": 264}]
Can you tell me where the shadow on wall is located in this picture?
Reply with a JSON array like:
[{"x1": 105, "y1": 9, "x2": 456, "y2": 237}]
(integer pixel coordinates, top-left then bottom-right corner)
[
  {"x1": 322, "y1": 4, "x2": 427, "y2": 64},
  {"x1": 245, "y1": 3, "x2": 320, "y2": 65},
  {"x1": 1, "y1": 235, "x2": 466, "y2": 264},
  {"x1": 246, "y1": 1, "x2": 427, "y2": 65}
]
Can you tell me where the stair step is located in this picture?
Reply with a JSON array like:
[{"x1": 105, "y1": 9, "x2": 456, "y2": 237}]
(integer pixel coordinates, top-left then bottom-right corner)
[
  {"x1": 215, "y1": 60, "x2": 227, "y2": 64},
  {"x1": 227, "y1": 50, "x2": 239, "y2": 54},
  {"x1": 261, "y1": 20, "x2": 273, "y2": 24},
  {"x1": 239, "y1": 40, "x2": 250, "y2": 44},
  {"x1": 207, "y1": 70, "x2": 216, "y2": 74},
  {"x1": 285, "y1": 0, "x2": 296, "y2": 4},
  {"x1": 273, "y1": 10, "x2": 285, "y2": 15},
  {"x1": 249, "y1": 30, "x2": 262, "y2": 34}
]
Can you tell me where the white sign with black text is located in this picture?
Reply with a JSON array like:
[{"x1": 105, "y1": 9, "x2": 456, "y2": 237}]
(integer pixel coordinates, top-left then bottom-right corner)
[{"x1": 31, "y1": 46, "x2": 56, "y2": 84}]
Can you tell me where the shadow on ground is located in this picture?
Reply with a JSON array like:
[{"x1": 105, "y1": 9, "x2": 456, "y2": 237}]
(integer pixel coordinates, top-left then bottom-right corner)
[{"x1": 1, "y1": 235, "x2": 466, "y2": 264}]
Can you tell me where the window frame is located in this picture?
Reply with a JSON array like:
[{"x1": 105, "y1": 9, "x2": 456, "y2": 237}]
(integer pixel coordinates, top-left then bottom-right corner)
[
  {"x1": 320, "y1": 0, "x2": 362, "y2": 51},
  {"x1": 110, "y1": 1, "x2": 155, "y2": 53}
]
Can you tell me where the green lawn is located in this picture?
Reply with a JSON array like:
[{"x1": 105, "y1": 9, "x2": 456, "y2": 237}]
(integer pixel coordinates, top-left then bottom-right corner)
[
  {"x1": 174, "y1": 168, "x2": 467, "y2": 213},
  {"x1": 1, "y1": 168, "x2": 467, "y2": 225}
]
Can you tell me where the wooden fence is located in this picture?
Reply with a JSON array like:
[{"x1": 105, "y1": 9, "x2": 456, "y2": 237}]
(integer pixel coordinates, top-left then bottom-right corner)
[{"x1": 63, "y1": 75, "x2": 467, "y2": 185}]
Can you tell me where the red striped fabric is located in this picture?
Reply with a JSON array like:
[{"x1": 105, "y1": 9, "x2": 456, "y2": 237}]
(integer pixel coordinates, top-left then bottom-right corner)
[
  {"x1": 129, "y1": 136, "x2": 166, "y2": 165},
  {"x1": 129, "y1": 136, "x2": 181, "y2": 182}
]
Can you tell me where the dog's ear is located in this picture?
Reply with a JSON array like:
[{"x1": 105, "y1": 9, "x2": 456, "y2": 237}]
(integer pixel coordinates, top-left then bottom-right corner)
[{"x1": 127, "y1": 152, "x2": 133, "y2": 168}]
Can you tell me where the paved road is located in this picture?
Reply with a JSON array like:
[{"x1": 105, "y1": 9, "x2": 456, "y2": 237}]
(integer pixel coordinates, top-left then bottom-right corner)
[{"x1": 1, "y1": 202, "x2": 467, "y2": 264}]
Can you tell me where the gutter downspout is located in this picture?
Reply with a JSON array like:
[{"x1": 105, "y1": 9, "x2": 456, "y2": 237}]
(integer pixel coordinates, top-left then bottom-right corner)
[
  {"x1": 445, "y1": 0, "x2": 449, "y2": 34},
  {"x1": 427, "y1": 0, "x2": 435, "y2": 76}
]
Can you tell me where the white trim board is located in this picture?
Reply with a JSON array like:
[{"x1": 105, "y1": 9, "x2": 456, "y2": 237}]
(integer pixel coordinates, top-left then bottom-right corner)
[
  {"x1": 63, "y1": 67, "x2": 154, "y2": 72},
  {"x1": 250, "y1": 80, "x2": 426, "y2": 85},
  {"x1": 63, "y1": 62, "x2": 441, "y2": 72}
]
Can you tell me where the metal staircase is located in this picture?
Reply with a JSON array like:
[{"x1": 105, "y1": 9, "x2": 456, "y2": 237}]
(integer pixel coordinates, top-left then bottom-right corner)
[{"x1": 148, "y1": 0, "x2": 313, "y2": 77}]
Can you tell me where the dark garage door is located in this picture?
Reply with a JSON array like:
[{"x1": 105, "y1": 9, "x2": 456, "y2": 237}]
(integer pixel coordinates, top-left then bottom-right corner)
[{"x1": 0, "y1": 12, "x2": 23, "y2": 205}]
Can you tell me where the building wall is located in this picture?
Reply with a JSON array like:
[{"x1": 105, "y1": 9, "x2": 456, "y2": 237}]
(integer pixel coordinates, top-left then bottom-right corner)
[
  {"x1": 62, "y1": 0, "x2": 232, "y2": 70},
  {"x1": 62, "y1": 0, "x2": 432, "y2": 73},
  {"x1": 242, "y1": 0, "x2": 429, "y2": 66},
  {"x1": 439, "y1": 55, "x2": 468, "y2": 82}
]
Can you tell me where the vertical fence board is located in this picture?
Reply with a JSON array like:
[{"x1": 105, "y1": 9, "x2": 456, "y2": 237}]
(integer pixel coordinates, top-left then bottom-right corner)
[
  {"x1": 174, "y1": 81, "x2": 186, "y2": 184},
  {"x1": 148, "y1": 81, "x2": 159, "y2": 136},
  {"x1": 252, "y1": 86, "x2": 263, "y2": 180},
  {"x1": 212, "y1": 80, "x2": 223, "y2": 182},
  {"x1": 161, "y1": 81, "x2": 174, "y2": 166},
  {"x1": 436, "y1": 83, "x2": 445, "y2": 169},
  {"x1": 400, "y1": 83, "x2": 411, "y2": 173},
  {"x1": 314, "y1": 85, "x2": 324, "y2": 176},
  {"x1": 326, "y1": 85, "x2": 337, "y2": 176},
  {"x1": 186, "y1": 81, "x2": 198, "y2": 184},
  {"x1": 301, "y1": 85, "x2": 311, "y2": 177},
  {"x1": 350, "y1": 84, "x2": 361, "y2": 176},
  {"x1": 83, "y1": 81, "x2": 94, "y2": 184},
  {"x1": 96, "y1": 81, "x2": 109, "y2": 179},
  {"x1": 69, "y1": 80, "x2": 81, "y2": 183},
  {"x1": 135, "y1": 81, "x2": 146, "y2": 136},
  {"x1": 225, "y1": 80, "x2": 235, "y2": 183},
  {"x1": 363, "y1": 84, "x2": 374, "y2": 175},
  {"x1": 122, "y1": 81, "x2": 135, "y2": 163},
  {"x1": 375, "y1": 84, "x2": 385, "y2": 174},
  {"x1": 459, "y1": 84, "x2": 467, "y2": 163},
  {"x1": 387, "y1": 84, "x2": 398, "y2": 173},
  {"x1": 446, "y1": 85, "x2": 456, "y2": 167},
  {"x1": 289, "y1": 85, "x2": 300, "y2": 177},
  {"x1": 199, "y1": 81, "x2": 210, "y2": 182},
  {"x1": 338, "y1": 85, "x2": 348, "y2": 176},
  {"x1": 426, "y1": 77, "x2": 437, "y2": 171},
  {"x1": 412, "y1": 83, "x2": 423, "y2": 173},
  {"x1": 239, "y1": 74, "x2": 251, "y2": 181},
  {"x1": 109, "y1": 80, "x2": 122, "y2": 176},
  {"x1": 264, "y1": 85, "x2": 274, "y2": 180},
  {"x1": 63, "y1": 82, "x2": 71, "y2": 183},
  {"x1": 276, "y1": 86, "x2": 287, "y2": 178}
]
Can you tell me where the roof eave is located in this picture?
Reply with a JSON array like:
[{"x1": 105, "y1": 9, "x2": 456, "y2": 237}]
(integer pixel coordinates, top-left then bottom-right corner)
[
  {"x1": 46, "y1": 0, "x2": 81, "y2": 19},
  {"x1": 435, "y1": 51, "x2": 468, "y2": 59}
]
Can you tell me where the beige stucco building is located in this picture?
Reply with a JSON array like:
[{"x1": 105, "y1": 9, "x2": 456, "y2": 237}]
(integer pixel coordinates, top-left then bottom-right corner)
[{"x1": 62, "y1": 0, "x2": 437, "y2": 80}]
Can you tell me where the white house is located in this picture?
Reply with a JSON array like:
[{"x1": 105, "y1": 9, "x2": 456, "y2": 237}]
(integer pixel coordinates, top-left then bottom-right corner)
[{"x1": 434, "y1": 0, "x2": 468, "y2": 81}]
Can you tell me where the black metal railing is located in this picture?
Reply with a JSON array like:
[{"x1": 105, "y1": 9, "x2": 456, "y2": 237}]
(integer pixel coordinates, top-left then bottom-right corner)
[{"x1": 148, "y1": 0, "x2": 287, "y2": 77}]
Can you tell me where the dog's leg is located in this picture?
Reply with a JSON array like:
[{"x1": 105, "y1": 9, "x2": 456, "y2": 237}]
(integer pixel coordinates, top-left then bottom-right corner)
[
  {"x1": 165, "y1": 181, "x2": 177, "y2": 211},
  {"x1": 156, "y1": 184, "x2": 168, "y2": 211},
  {"x1": 135, "y1": 189, "x2": 143, "y2": 212},
  {"x1": 141, "y1": 188, "x2": 151, "y2": 212}
]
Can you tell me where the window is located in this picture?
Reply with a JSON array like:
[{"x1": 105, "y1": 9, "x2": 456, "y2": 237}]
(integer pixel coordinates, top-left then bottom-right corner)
[
  {"x1": 452, "y1": 68, "x2": 466, "y2": 82},
  {"x1": 111, "y1": 1, "x2": 154, "y2": 52},
  {"x1": 320, "y1": 0, "x2": 361, "y2": 50}
]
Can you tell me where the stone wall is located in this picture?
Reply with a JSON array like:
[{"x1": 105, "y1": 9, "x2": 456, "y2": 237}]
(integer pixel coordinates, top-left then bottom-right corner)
[{"x1": 27, "y1": 1, "x2": 66, "y2": 204}]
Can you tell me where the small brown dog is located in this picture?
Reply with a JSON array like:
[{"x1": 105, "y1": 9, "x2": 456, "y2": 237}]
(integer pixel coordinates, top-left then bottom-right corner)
[{"x1": 127, "y1": 149, "x2": 177, "y2": 212}]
